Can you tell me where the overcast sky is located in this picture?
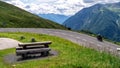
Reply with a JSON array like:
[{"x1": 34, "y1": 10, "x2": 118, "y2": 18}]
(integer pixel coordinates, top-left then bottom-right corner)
[{"x1": 2, "y1": 0, "x2": 120, "y2": 16}]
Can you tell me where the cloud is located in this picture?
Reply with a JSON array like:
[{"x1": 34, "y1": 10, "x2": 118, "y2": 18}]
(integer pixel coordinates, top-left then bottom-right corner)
[
  {"x1": 3, "y1": 0, "x2": 26, "y2": 9},
  {"x1": 2, "y1": 0, "x2": 120, "y2": 16}
]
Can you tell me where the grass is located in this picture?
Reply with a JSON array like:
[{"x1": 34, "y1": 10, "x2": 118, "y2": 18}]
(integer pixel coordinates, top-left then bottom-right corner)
[
  {"x1": 0, "y1": 32, "x2": 120, "y2": 68},
  {"x1": 0, "y1": 1, "x2": 65, "y2": 29}
]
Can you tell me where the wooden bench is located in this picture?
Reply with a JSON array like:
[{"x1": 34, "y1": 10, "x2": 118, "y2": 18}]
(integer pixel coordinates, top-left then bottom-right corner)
[{"x1": 16, "y1": 41, "x2": 52, "y2": 58}]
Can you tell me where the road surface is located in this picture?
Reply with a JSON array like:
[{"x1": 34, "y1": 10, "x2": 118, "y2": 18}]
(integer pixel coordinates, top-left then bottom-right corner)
[{"x1": 0, "y1": 28, "x2": 120, "y2": 56}]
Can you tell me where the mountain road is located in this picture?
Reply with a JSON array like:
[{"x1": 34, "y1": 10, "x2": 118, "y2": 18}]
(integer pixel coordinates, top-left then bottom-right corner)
[{"x1": 0, "y1": 28, "x2": 120, "y2": 57}]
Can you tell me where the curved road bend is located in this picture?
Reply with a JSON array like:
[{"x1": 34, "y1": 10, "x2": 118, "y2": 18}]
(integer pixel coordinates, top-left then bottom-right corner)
[{"x1": 0, "y1": 28, "x2": 120, "y2": 57}]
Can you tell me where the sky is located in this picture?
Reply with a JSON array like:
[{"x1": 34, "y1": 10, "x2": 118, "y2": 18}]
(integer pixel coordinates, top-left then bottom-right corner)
[{"x1": 2, "y1": 0, "x2": 120, "y2": 16}]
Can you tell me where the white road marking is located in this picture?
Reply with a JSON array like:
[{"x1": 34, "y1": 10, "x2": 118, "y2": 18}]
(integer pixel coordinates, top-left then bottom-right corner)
[
  {"x1": 69, "y1": 35, "x2": 73, "y2": 37},
  {"x1": 55, "y1": 32, "x2": 67, "y2": 35},
  {"x1": 47, "y1": 31, "x2": 51, "y2": 33},
  {"x1": 82, "y1": 39, "x2": 87, "y2": 41},
  {"x1": 61, "y1": 33, "x2": 67, "y2": 35},
  {"x1": 97, "y1": 44, "x2": 101, "y2": 46},
  {"x1": 55, "y1": 32, "x2": 59, "y2": 33},
  {"x1": 90, "y1": 41, "x2": 94, "y2": 44},
  {"x1": 76, "y1": 37, "x2": 80, "y2": 39}
]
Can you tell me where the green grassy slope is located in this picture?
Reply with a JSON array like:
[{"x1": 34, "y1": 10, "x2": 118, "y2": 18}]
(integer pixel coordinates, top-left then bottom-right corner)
[
  {"x1": 0, "y1": 1, "x2": 65, "y2": 29},
  {"x1": 0, "y1": 32, "x2": 120, "y2": 68}
]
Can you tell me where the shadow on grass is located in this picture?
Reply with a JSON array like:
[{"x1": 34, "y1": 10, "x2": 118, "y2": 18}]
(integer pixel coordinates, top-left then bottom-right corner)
[{"x1": 4, "y1": 50, "x2": 58, "y2": 64}]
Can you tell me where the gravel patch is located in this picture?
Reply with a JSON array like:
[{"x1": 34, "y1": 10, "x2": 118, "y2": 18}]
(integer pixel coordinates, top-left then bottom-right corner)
[{"x1": 0, "y1": 38, "x2": 21, "y2": 50}]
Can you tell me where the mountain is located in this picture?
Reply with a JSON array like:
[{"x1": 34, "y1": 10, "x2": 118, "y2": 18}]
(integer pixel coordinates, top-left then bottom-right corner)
[
  {"x1": 39, "y1": 14, "x2": 70, "y2": 24},
  {"x1": 0, "y1": 1, "x2": 65, "y2": 29},
  {"x1": 105, "y1": 2, "x2": 120, "y2": 14},
  {"x1": 63, "y1": 2, "x2": 120, "y2": 42}
]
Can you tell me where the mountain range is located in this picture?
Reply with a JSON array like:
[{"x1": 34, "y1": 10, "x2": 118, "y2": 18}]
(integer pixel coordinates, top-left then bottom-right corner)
[
  {"x1": 39, "y1": 14, "x2": 70, "y2": 24},
  {"x1": 0, "y1": 1, "x2": 65, "y2": 29},
  {"x1": 63, "y1": 2, "x2": 120, "y2": 42}
]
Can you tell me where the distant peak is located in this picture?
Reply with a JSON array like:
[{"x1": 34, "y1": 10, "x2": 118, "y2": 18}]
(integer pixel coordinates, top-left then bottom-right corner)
[{"x1": 92, "y1": 3, "x2": 104, "y2": 8}]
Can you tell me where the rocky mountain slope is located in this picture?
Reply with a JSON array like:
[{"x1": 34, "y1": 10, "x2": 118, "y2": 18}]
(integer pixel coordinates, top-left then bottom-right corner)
[
  {"x1": 39, "y1": 13, "x2": 70, "y2": 24},
  {"x1": 63, "y1": 2, "x2": 120, "y2": 41}
]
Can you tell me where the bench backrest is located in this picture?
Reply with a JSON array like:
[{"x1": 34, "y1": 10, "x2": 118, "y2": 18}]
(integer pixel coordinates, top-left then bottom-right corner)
[{"x1": 18, "y1": 41, "x2": 52, "y2": 47}]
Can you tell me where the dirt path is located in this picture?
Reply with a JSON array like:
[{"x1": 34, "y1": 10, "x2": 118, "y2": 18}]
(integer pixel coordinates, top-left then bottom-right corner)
[{"x1": 0, "y1": 38, "x2": 20, "y2": 50}]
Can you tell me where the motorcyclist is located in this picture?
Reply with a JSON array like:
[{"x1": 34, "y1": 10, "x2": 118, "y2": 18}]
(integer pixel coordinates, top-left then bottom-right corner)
[{"x1": 97, "y1": 34, "x2": 103, "y2": 42}]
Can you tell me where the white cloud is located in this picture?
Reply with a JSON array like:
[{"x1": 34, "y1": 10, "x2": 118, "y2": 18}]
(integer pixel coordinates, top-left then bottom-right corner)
[
  {"x1": 3, "y1": 0, "x2": 26, "y2": 9},
  {"x1": 2, "y1": 0, "x2": 120, "y2": 16}
]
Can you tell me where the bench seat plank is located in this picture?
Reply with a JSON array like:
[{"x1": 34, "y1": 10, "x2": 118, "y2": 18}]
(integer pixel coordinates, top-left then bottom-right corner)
[
  {"x1": 16, "y1": 45, "x2": 45, "y2": 50},
  {"x1": 16, "y1": 48, "x2": 51, "y2": 56}
]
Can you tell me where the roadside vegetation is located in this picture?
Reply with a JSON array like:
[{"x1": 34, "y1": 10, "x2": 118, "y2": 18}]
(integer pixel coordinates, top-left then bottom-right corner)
[{"x1": 0, "y1": 32, "x2": 120, "y2": 68}]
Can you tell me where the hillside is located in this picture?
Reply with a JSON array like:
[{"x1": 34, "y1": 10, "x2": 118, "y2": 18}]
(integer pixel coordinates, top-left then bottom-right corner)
[
  {"x1": 39, "y1": 13, "x2": 70, "y2": 24},
  {"x1": 0, "y1": 1, "x2": 65, "y2": 29},
  {"x1": 63, "y1": 2, "x2": 120, "y2": 42}
]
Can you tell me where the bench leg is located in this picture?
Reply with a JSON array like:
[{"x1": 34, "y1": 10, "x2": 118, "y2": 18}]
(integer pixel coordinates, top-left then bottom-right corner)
[
  {"x1": 41, "y1": 51, "x2": 49, "y2": 56},
  {"x1": 22, "y1": 54, "x2": 27, "y2": 59}
]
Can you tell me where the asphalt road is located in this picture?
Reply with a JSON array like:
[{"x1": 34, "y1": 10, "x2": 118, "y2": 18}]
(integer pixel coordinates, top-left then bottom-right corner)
[{"x1": 0, "y1": 28, "x2": 120, "y2": 56}]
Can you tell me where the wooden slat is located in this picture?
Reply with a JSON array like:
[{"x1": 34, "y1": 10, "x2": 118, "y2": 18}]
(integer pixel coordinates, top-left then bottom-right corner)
[
  {"x1": 16, "y1": 48, "x2": 51, "y2": 56},
  {"x1": 16, "y1": 45, "x2": 45, "y2": 50},
  {"x1": 18, "y1": 41, "x2": 52, "y2": 47}
]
